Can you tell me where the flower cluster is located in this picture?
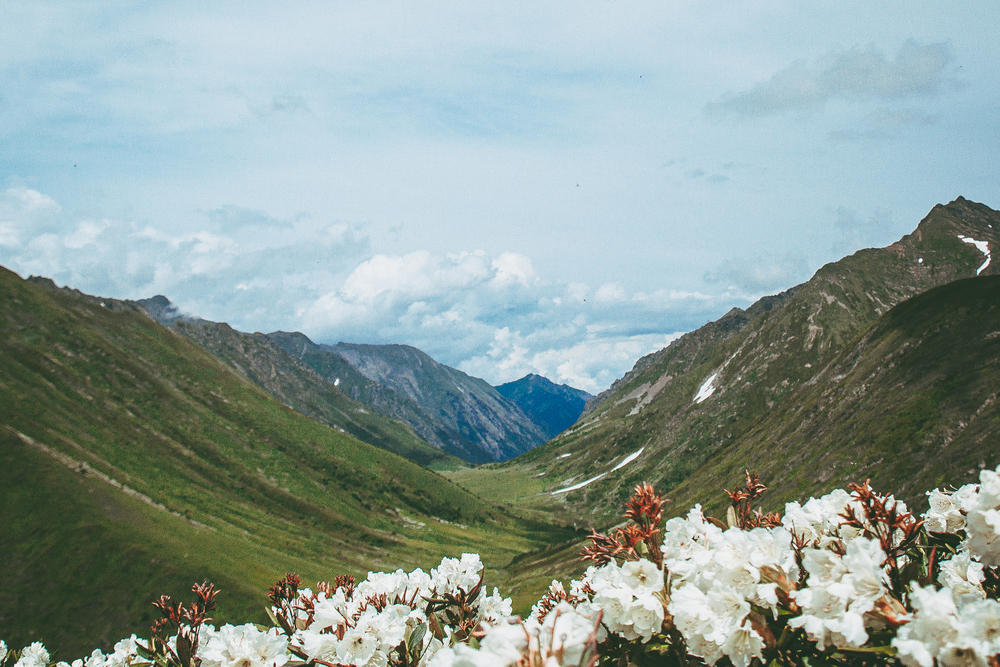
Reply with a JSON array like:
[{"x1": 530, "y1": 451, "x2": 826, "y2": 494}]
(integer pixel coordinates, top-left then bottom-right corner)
[
  {"x1": 928, "y1": 466, "x2": 1000, "y2": 566},
  {"x1": 6, "y1": 466, "x2": 1000, "y2": 667},
  {"x1": 428, "y1": 601, "x2": 604, "y2": 667},
  {"x1": 271, "y1": 553, "x2": 512, "y2": 667},
  {"x1": 663, "y1": 506, "x2": 799, "y2": 667},
  {"x1": 893, "y1": 582, "x2": 1000, "y2": 666}
]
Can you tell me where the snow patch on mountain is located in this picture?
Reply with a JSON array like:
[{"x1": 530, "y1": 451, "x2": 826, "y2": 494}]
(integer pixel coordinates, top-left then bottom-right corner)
[
  {"x1": 611, "y1": 447, "x2": 645, "y2": 472},
  {"x1": 551, "y1": 472, "x2": 607, "y2": 495},
  {"x1": 958, "y1": 235, "x2": 991, "y2": 275},
  {"x1": 694, "y1": 373, "x2": 718, "y2": 404}
]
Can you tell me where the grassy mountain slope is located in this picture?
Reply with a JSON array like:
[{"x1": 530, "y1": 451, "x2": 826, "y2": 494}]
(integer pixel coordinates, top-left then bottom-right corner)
[
  {"x1": 666, "y1": 274, "x2": 1000, "y2": 516},
  {"x1": 450, "y1": 197, "x2": 1000, "y2": 526},
  {"x1": 269, "y1": 335, "x2": 547, "y2": 462},
  {"x1": 495, "y1": 374, "x2": 593, "y2": 441},
  {"x1": 162, "y1": 317, "x2": 461, "y2": 470},
  {"x1": 0, "y1": 267, "x2": 576, "y2": 656}
]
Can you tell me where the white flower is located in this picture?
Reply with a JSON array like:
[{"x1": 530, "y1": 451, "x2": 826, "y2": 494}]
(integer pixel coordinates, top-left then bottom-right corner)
[
  {"x1": 925, "y1": 487, "x2": 970, "y2": 533},
  {"x1": 430, "y1": 554, "x2": 482, "y2": 597},
  {"x1": 788, "y1": 537, "x2": 889, "y2": 651},
  {"x1": 900, "y1": 591, "x2": 959, "y2": 667},
  {"x1": 338, "y1": 626, "x2": 378, "y2": 666},
  {"x1": 894, "y1": 584, "x2": 1000, "y2": 667},
  {"x1": 82, "y1": 648, "x2": 108, "y2": 667},
  {"x1": 94, "y1": 635, "x2": 143, "y2": 667},
  {"x1": 584, "y1": 558, "x2": 665, "y2": 643},
  {"x1": 311, "y1": 592, "x2": 348, "y2": 631},
  {"x1": 628, "y1": 592, "x2": 666, "y2": 642},
  {"x1": 721, "y1": 624, "x2": 765, "y2": 667},
  {"x1": 0, "y1": 641, "x2": 7, "y2": 663},
  {"x1": 938, "y1": 550, "x2": 986, "y2": 605},
  {"x1": 15, "y1": 643, "x2": 50, "y2": 667},
  {"x1": 783, "y1": 489, "x2": 857, "y2": 545},
  {"x1": 428, "y1": 602, "x2": 602, "y2": 667},
  {"x1": 200, "y1": 624, "x2": 289, "y2": 667},
  {"x1": 539, "y1": 602, "x2": 605, "y2": 665},
  {"x1": 478, "y1": 587, "x2": 513, "y2": 624},
  {"x1": 621, "y1": 559, "x2": 662, "y2": 590},
  {"x1": 966, "y1": 466, "x2": 1000, "y2": 566}
]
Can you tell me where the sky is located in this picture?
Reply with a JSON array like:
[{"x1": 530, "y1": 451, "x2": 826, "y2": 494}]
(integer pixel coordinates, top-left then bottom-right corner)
[{"x1": 1, "y1": 1, "x2": 998, "y2": 392}]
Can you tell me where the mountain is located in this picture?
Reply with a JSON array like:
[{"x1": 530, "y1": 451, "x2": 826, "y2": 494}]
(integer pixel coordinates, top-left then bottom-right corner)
[
  {"x1": 268, "y1": 335, "x2": 547, "y2": 463},
  {"x1": 495, "y1": 374, "x2": 593, "y2": 440},
  {"x1": 132, "y1": 297, "x2": 547, "y2": 465},
  {"x1": 665, "y1": 273, "x2": 1000, "y2": 514},
  {"x1": 137, "y1": 312, "x2": 461, "y2": 470},
  {"x1": 449, "y1": 197, "x2": 1000, "y2": 527},
  {"x1": 0, "y1": 267, "x2": 576, "y2": 657}
]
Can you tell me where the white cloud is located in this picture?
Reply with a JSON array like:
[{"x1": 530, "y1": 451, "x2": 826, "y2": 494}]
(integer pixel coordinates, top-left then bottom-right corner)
[
  {"x1": 0, "y1": 187, "x2": 62, "y2": 242},
  {"x1": 462, "y1": 329, "x2": 686, "y2": 393},
  {"x1": 0, "y1": 185, "x2": 737, "y2": 390},
  {"x1": 706, "y1": 40, "x2": 961, "y2": 119},
  {"x1": 594, "y1": 282, "x2": 626, "y2": 302},
  {"x1": 341, "y1": 250, "x2": 491, "y2": 303},
  {"x1": 63, "y1": 219, "x2": 111, "y2": 249},
  {"x1": 491, "y1": 252, "x2": 535, "y2": 287}
]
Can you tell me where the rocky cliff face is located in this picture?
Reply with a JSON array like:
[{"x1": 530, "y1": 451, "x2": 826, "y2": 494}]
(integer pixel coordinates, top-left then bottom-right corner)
[{"x1": 270, "y1": 338, "x2": 548, "y2": 463}]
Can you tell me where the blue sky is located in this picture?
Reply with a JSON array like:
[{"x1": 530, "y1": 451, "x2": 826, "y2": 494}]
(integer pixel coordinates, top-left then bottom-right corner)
[{"x1": 2, "y1": 1, "x2": 997, "y2": 391}]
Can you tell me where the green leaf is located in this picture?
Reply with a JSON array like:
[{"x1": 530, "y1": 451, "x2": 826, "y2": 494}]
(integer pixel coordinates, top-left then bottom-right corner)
[{"x1": 406, "y1": 622, "x2": 427, "y2": 656}]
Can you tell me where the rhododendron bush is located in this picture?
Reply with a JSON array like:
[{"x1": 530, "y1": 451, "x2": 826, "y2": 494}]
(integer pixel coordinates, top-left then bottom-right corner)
[{"x1": 5, "y1": 466, "x2": 1000, "y2": 667}]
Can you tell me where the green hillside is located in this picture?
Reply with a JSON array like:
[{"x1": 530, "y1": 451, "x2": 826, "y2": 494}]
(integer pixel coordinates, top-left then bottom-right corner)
[
  {"x1": 0, "y1": 267, "x2": 576, "y2": 657},
  {"x1": 667, "y1": 274, "x2": 1000, "y2": 516},
  {"x1": 450, "y1": 273, "x2": 1000, "y2": 593},
  {"x1": 165, "y1": 318, "x2": 463, "y2": 470}
]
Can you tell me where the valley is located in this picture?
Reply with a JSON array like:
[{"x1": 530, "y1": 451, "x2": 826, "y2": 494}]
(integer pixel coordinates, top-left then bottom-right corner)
[
  {"x1": 3, "y1": 196, "x2": 999, "y2": 660},
  {"x1": 0, "y1": 269, "x2": 580, "y2": 656}
]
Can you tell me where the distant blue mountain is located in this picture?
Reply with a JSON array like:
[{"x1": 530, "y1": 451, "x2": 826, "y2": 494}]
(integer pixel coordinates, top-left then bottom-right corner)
[{"x1": 494, "y1": 374, "x2": 593, "y2": 440}]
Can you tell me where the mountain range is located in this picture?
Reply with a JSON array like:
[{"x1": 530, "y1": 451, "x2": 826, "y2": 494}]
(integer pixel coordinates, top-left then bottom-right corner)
[
  {"x1": 127, "y1": 308, "x2": 582, "y2": 464},
  {"x1": 4, "y1": 196, "x2": 999, "y2": 658}
]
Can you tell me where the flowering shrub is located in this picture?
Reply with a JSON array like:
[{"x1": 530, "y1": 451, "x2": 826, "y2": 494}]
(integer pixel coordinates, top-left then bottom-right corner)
[{"x1": 5, "y1": 467, "x2": 1000, "y2": 666}]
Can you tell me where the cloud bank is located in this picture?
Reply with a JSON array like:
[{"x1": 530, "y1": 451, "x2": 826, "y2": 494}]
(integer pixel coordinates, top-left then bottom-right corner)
[{"x1": 0, "y1": 186, "x2": 735, "y2": 392}]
